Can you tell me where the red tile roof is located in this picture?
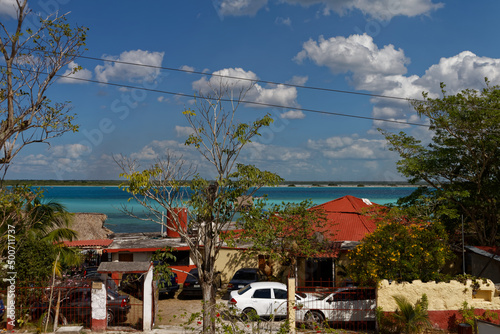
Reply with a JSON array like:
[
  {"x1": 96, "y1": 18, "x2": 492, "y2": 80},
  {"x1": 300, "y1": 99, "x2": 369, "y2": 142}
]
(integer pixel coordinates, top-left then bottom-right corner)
[
  {"x1": 63, "y1": 239, "x2": 113, "y2": 247},
  {"x1": 312, "y1": 195, "x2": 383, "y2": 242}
]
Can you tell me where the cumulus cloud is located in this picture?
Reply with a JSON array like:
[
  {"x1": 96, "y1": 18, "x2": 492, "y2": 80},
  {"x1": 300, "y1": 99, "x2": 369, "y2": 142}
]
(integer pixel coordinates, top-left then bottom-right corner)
[
  {"x1": 295, "y1": 33, "x2": 500, "y2": 130},
  {"x1": 275, "y1": 17, "x2": 292, "y2": 27},
  {"x1": 214, "y1": 0, "x2": 268, "y2": 17},
  {"x1": 280, "y1": 110, "x2": 305, "y2": 119},
  {"x1": 180, "y1": 65, "x2": 195, "y2": 73},
  {"x1": 307, "y1": 135, "x2": 390, "y2": 160},
  {"x1": 214, "y1": 0, "x2": 442, "y2": 20},
  {"x1": 295, "y1": 34, "x2": 409, "y2": 76},
  {"x1": 192, "y1": 67, "x2": 299, "y2": 108},
  {"x1": 95, "y1": 49, "x2": 164, "y2": 83},
  {"x1": 0, "y1": 0, "x2": 18, "y2": 18},
  {"x1": 175, "y1": 126, "x2": 195, "y2": 138},
  {"x1": 59, "y1": 62, "x2": 92, "y2": 84}
]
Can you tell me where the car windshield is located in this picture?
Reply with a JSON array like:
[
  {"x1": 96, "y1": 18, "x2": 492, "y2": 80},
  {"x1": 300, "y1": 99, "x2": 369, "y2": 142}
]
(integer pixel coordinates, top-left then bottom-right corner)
[
  {"x1": 232, "y1": 271, "x2": 256, "y2": 280},
  {"x1": 237, "y1": 285, "x2": 252, "y2": 295}
]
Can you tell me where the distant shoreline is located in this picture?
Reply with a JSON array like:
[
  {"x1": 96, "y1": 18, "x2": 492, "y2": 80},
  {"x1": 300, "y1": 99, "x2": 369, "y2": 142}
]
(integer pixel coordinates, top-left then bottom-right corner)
[{"x1": 3, "y1": 179, "x2": 423, "y2": 188}]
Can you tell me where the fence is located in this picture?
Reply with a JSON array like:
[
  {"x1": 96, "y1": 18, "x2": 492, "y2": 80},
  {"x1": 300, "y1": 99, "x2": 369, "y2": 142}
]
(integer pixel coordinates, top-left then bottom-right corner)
[
  {"x1": 5, "y1": 277, "x2": 144, "y2": 331},
  {"x1": 295, "y1": 281, "x2": 376, "y2": 331}
]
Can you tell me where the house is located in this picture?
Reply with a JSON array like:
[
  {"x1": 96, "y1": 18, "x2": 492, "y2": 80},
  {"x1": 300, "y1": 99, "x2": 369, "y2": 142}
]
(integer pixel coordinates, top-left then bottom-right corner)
[
  {"x1": 465, "y1": 246, "x2": 500, "y2": 284},
  {"x1": 296, "y1": 195, "x2": 383, "y2": 287},
  {"x1": 63, "y1": 213, "x2": 114, "y2": 265}
]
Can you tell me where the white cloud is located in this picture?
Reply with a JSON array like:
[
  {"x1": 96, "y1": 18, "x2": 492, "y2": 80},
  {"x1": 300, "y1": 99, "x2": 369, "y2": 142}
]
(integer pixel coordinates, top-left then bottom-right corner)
[
  {"x1": 307, "y1": 136, "x2": 390, "y2": 159},
  {"x1": 214, "y1": 0, "x2": 268, "y2": 17},
  {"x1": 282, "y1": 0, "x2": 443, "y2": 20},
  {"x1": 0, "y1": 0, "x2": 18, "y2": 18},
  {"x1": 275, "y1": 17, "x2": 292, "y2": 27},
  {"x1": 175, "y1": 126, "x2": 195, "y2": 138},
  {"x1": 288, "y1": 75, "x2": 308, "y2": 86},
  {"x1": 180, "y1": 65, "x2": 195, "y2": 73},
  {"x1": 295, "y1": 34, "x2": 409, "y2": 76},
  {"x1": 280, "y1": 110, "x2": 305, "y2": 119},
  {"x1": 59, "y1": 62, "x2": 92, "y2": 84},
  {"x1": 192, "y1": 67, "x2": 299, "y2": 108},
  {"x1": 214, "y1": 0, "x2": 442, "y2": 20},
  {"x1": 95, "y1": 49, "x2": 164, "y2": 83}
]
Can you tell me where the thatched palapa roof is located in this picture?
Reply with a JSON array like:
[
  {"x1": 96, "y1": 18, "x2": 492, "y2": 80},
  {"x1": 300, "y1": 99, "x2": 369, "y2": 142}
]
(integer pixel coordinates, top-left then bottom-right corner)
[{"x1": 69, "y1": 213, "x2": 113, "y2": 240}]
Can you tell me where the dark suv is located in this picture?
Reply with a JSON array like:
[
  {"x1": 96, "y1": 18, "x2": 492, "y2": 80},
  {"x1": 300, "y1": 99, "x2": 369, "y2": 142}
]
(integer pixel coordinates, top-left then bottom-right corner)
[
  {"x1": 30, "y1": 287, "x2": 130, "y2": 325},
  {"x1": 227, "y1": 268, "x2": 267, "y2": 291}
]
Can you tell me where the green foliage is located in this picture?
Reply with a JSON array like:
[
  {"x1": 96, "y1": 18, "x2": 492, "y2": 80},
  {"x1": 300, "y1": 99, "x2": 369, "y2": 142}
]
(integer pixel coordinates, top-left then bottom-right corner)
[
  {"x1": 15, "y1": 237, "x2": 58, "y2": 281},
  {"x1": 151, "y1": 247, "x2": 176, "y2": 289},
  {"x1": 458, "y1": 301, "x2": 499, "y2": 329},
  {"x1": 392, "y1": 294, "x2": 431, "y2": 334},
  {"x1": 381, "y1": 80, "x2": 500, "y2": 246},
  {"x1": 236, "y1": 199, "x2": 330, "y2": 278},
  {"x1": 347, "y1": 207, "x2": 454, "y2": 285}
]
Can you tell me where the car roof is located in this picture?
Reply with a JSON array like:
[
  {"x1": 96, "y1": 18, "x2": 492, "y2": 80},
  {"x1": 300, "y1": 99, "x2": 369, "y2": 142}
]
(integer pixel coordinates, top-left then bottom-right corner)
[
  {"x1": 248, "y1": 281, "x2": 286, "y2": 289},
  {"x1": 235, "y1": 268, "x2": 261, "y2": 272}
]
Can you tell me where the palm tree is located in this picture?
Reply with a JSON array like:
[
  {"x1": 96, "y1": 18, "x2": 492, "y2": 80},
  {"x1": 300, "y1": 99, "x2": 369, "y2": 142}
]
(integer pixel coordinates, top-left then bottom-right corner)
[
  {"x1": 11, "y1": 194, "x2": 81, "y2": 280},
  {"x1": 392, "y1": 294, "x2": 431, "y2": 334}
]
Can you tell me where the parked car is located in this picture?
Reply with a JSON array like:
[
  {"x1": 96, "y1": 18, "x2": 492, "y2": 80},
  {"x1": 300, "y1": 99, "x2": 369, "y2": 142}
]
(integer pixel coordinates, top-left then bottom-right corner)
[
  {"x1": 228, "y1": 281, "x2": 314, "y2": 321},
  {"x1": 227, "y1": 268, "x2": 267, "y2": 291},
  {"x1": 296, "y1": 287, "x2": 376, "y2": 328},
  {"x1": 30, "y1": 287, "x2": 131, "y2": 325},
  {"x1": 83, "y1": 266, "x2": 100, "y2": 279},
  {"x1": 181, "y1": 268, "x2": 221, "y2": 297},
  {"x1": 120, "y1": 273, "x2": 144, "y2": 297},
  {"x1": 158, "y1": 272, "x2": 180, "y2": 298}
]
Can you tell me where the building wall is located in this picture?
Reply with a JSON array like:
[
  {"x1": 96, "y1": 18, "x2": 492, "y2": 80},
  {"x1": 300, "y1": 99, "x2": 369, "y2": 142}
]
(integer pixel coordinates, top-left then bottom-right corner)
[
  {"x1": 215, "y1": 249, "x2": 259, "y2": 283},
  {"x1": 378, "y1": 279, "x2": 500, "y2": 330}
]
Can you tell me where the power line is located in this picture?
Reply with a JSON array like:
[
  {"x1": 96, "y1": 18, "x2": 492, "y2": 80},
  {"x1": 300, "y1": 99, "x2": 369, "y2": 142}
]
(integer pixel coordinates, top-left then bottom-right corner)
[
  {"x1": 24, "y1": 47, "x2": 420, "y2": 103},
  {"x1": 1, "y1": 64, "x2": 429, "y2": 127}
]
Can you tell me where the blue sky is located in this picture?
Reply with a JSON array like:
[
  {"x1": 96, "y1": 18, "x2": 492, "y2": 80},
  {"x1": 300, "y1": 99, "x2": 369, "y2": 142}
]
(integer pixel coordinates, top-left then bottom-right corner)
[{"x1": 3, "y1": 0, "x2": 500, "y2": 182}]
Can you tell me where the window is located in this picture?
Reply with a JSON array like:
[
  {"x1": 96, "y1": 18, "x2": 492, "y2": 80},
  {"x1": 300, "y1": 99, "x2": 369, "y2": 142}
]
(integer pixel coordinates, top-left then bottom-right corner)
[
  {"x1": 274, "y1": 289, "x2": 287, "y2": 300},
  {"x1": 253, "y1": 289, "x2": 271, "y2": 299}
]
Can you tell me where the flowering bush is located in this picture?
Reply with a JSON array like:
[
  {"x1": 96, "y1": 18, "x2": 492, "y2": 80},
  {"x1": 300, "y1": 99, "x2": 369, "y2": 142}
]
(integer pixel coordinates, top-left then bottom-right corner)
[{"x1": 347, "y1": 208, "x2": 454, "y2": 285}]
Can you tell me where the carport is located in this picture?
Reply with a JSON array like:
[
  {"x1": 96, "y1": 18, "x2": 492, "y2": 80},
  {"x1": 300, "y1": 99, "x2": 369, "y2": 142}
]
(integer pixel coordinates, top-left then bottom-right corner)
[{"x1": 97, "y1": 261, "x2": 154, "y2": 331}]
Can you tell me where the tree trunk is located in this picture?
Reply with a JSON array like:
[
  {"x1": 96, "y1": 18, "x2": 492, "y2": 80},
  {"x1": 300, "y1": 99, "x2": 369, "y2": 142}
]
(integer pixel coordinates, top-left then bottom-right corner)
[{"x1": 201, "y1": 281, "x2": 216, "y2": 333}]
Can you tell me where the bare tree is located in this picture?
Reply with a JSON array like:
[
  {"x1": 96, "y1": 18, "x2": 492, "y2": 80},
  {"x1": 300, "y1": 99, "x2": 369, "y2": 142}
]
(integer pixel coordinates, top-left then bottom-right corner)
[
  {"x1": 117, "y1": 83, "x2": 282, "y2": 333},
  {"x1": 0, "y1": 0, "x2": 88, "y2": 179}
]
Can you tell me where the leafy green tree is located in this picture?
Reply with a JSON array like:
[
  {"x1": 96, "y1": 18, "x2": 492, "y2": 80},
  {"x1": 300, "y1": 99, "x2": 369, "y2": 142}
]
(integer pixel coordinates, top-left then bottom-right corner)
[
  {"x1": 117, "y1": 84, "x2": 282, "y2": 333},
  {"x1": 381, "y1": 81, "x2": 500, "y2": 246},
  {"x1": 236, "y1": 199, "x2": 330, "y2": 279},
  {"x1": 0, "y1": 0, "x2": 88, "y2": 179},
  {"x1": 0, "y1": 190, "x2": 80, "y2": 280},
  {"x1": 347, "y1": 207, "x2": 453, "y2": 285},
  {"x1": 392, "y1": 294, "x2": 431, "y2": 334}
]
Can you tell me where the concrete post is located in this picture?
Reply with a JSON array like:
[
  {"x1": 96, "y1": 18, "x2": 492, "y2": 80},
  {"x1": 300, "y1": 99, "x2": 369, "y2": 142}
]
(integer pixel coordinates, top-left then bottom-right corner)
[
  {"x1": 287, "y1": 277, "x2": 296, "y2": 334},
  {"x1": 91, "y1": 281, "x2": 107, "y2": 332},
  {"x1": 143, "y1": 265, "x2": 154, "y2": 331}
]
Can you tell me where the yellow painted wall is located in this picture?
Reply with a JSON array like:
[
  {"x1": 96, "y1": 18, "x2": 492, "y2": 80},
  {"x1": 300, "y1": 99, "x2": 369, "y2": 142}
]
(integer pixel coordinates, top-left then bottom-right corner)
[
  {"x1": 214, "y1": 248, "x2": 259, "y2": 283},
  {"x1": 378, "y1": 279, "x2": 500, "y2": 311}
]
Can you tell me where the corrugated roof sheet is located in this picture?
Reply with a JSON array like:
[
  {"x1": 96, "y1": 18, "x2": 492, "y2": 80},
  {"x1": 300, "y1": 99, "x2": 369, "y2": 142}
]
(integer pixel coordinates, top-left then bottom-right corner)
[
  {"x1": 312, "y1": 195, "x2": 382, "y2": 242},
  {"x1": 63, "y1": 239, "x2": 113, "y2": 247}
]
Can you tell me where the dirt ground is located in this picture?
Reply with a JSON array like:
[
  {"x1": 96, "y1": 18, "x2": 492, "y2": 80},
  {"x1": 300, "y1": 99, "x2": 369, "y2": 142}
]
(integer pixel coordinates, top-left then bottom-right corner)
[{"x1": 155, "y1": 291, "x2": 227, "y2": 327}]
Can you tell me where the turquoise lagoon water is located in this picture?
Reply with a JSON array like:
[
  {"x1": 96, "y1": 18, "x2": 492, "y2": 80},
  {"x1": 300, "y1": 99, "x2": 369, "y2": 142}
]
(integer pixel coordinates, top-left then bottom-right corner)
[{"x1": 40, "y1": 186, "x2": 417, "y2": 234}]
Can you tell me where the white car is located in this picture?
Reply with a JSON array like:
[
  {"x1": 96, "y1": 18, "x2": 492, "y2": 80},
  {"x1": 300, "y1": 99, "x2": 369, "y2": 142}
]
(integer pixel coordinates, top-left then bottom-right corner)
[
  {"x1": 296, "y1": 287, "x2": 376, "y2": 327},
  {"x1": 228, "y1": 281, "x2": 314, "y2": 321}
]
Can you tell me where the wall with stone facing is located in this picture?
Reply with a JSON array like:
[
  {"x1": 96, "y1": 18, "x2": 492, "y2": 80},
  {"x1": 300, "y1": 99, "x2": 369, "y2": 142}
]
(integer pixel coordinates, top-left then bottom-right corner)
[{"x1": 377, "y1": 279, "x2": 500, "y2": 330}]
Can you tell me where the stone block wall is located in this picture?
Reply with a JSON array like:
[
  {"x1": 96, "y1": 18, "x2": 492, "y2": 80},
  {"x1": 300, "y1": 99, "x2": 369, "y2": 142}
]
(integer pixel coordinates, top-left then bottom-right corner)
[{"x1": 377, "y1": 279, "x2": 500, "y2": 330}]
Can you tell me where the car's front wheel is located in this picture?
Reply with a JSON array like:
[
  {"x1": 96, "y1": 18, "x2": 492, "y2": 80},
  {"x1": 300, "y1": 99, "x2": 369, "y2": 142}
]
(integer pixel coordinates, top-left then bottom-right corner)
[
  {"x1": 305, "y1": 310, "x2": 326, "y2": 329},
  {"x1": 107, "y1": 310, "x2": 115, "y2": 325}
]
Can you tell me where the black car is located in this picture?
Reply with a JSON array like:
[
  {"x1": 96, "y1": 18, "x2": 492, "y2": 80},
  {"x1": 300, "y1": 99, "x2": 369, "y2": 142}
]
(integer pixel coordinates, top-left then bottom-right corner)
[
  {"x1": 227, "y1": 268, "x2": 267, "y2": 291},
  {"x1": 181, "y1": 268, "x2": 221, "y2": 297},
  {"x1": 30, "y1": 287, "x2": 130, "y2": 325},
  {"x1": 158, "y1": 272, "x2": 180, "y2": 298}
]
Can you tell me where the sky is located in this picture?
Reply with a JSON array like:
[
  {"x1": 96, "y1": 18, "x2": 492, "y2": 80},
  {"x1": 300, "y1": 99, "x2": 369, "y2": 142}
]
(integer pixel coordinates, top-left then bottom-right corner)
[{"x1": 2, "y1": 0, "x2": 500, "y2": 182}]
